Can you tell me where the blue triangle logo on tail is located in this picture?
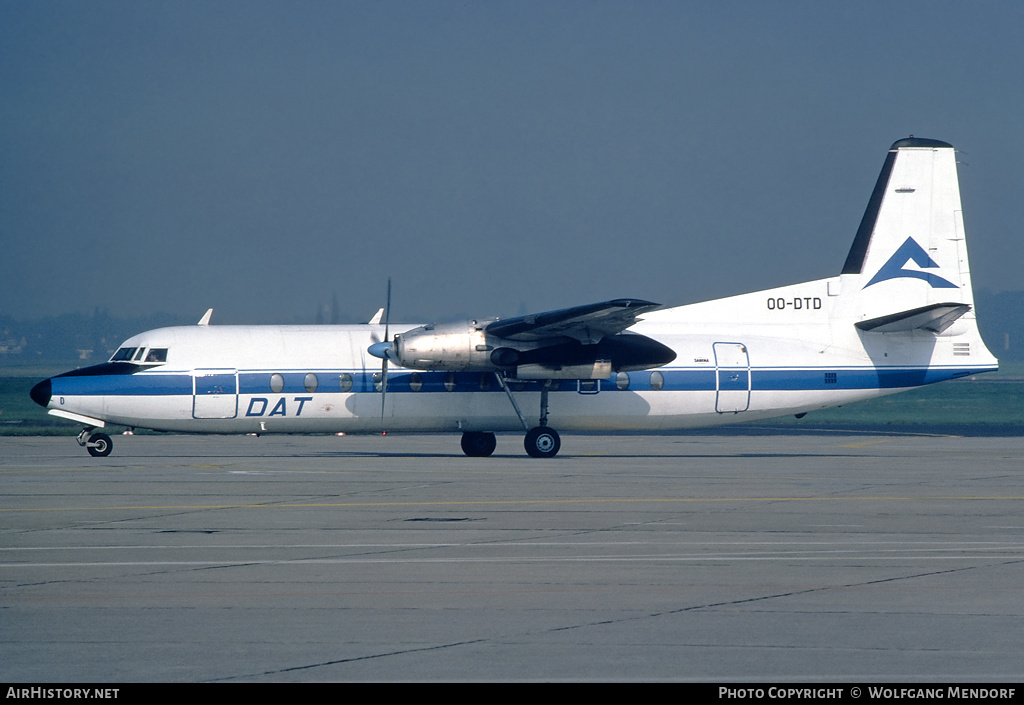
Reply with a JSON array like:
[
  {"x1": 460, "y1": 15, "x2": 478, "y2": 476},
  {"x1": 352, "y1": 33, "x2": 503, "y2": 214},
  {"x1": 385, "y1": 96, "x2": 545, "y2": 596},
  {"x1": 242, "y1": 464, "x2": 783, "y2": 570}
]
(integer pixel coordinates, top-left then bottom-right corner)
[{"x1": 864, "y1": 237, "x2": 958, "y2": 289}]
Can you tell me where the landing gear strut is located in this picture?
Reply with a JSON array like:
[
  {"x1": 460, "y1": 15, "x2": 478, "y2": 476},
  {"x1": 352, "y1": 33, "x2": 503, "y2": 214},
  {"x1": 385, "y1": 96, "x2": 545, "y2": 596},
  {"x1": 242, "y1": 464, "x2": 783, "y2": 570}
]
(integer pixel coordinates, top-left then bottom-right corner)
[
  {"x1": 494, "y1": 373, "x2": 563, "y2": 458},
  {"x1": 461, "y1": 431, "x2": 497, "y2": 457},
  {"x1": 77, "y1": 428, "x2": 113, "y2": 457}
]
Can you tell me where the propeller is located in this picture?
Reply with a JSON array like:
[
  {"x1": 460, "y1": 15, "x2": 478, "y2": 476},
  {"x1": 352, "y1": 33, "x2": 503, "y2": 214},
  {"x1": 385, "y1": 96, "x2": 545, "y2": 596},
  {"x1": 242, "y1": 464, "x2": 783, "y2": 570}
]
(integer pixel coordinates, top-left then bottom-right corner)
[{"x1": 366, "y1": 278, "x2": 393, "y2": 427}]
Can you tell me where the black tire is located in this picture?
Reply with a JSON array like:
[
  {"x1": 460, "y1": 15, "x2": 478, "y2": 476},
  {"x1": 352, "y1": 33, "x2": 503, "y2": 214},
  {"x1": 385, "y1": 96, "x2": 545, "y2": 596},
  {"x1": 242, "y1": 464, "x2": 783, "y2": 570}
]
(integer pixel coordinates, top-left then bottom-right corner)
[
  {"x1": 461, "y1": 431, "x2": 497, "y2": 457},
  {"x1": 87, "y1": 432, "x2": 113, "y2": 457},
  {"x1": 524, "y1": 426, "x2": 560, "y2": 459}
]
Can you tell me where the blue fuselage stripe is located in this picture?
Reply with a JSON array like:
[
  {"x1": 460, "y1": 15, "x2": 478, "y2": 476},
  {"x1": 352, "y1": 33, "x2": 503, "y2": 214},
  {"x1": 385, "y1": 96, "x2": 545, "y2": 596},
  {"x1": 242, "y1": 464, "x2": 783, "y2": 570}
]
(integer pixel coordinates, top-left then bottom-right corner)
[{"x1": 46, "y1": 366, "x2": 985, "y2": 398}]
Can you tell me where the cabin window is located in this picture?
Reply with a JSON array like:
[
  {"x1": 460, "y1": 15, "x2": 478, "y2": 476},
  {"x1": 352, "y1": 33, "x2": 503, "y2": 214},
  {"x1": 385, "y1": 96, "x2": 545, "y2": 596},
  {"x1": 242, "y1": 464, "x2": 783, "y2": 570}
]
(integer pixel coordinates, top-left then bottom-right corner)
[
  {"x1": 444, "y1": 372, "x2": 456, "y2": 392},
  {"x1": 373, "y1": 372, "x2": 386, "y2": 392},
  {"x1": 409, "y1": 373, "x2": 423, "y2": 392},
  {"x1": 145, "y1": 348, "x2": 168, "y2": 363},
  {"x1": 304, "y1": 373, "x2": 318, "y2": 393},
  {"x1": 270, "y1": 373, "x2": 285, "y2": 393},
  {"x1": 110, "y1": 348, "x2": 137, "y2": 362},
  {"x1": 616, "y1": 372, "x2": 630, "y2": 391},
  {"x1": 339, "y1": 373, "x2": 353, "y2": 392},
  {"x1": 650, "y1": 370, "x2": 664, "y2": 391},
  {"x1": 479, "y1": 373, "x2": 491, "y2": 392}
]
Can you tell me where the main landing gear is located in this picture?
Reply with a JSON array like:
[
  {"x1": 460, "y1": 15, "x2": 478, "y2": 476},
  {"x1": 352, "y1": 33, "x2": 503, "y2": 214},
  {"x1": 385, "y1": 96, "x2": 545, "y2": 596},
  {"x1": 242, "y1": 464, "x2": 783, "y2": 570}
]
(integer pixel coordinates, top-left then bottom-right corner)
[
  {"x1": 77, "y1": 428, "x2": 113, "y2": 457},
  {"x1": 461, "y1": 431, "x2": 497, "y2": 457},
  {"x1": 523, "y1": 425, "x2": 560, "y2": 459},
  {"x1": 459, "y1": 374, "x2": 563, "y2": 459},
  {"x1": 459, "y1": 426, "x2": 562, "y2": 458}
]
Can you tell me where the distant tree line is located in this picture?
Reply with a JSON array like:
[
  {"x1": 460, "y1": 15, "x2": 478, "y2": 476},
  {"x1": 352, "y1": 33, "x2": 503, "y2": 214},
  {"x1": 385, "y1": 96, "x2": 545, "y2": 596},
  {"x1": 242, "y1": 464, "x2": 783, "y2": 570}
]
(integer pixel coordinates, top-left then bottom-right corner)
[
  {"x1": 0, "y1": 309, "x2": 193, "y2": 367},
  {"x1": 974, "y1": 290, "x2": 1024, "y2": 362}
]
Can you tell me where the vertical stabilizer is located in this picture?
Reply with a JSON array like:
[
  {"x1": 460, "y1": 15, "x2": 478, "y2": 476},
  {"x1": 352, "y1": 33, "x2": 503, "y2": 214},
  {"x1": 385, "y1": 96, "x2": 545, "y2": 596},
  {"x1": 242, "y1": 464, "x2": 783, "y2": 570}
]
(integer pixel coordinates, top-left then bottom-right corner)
[
  {"x1": 833, "y1": 138, "x2": 996, "y2": 371},
  {"x1": 838, "y1": 138, "x2": 978, "y2": 322}
]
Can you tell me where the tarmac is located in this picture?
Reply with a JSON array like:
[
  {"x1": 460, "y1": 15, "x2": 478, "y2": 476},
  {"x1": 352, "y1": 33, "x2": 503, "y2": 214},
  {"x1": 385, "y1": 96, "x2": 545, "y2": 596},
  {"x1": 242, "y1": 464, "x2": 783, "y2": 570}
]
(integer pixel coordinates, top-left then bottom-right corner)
[{"x1": 2, "y1": 431, "x2": 1023, "y2": 682}]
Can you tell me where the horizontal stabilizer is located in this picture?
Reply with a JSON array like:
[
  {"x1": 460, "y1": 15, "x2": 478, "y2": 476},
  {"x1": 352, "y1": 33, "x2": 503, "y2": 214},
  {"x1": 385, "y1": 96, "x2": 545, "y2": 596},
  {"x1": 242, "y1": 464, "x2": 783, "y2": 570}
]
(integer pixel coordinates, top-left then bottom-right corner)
[{"x1": 855, "y1": 302, "x2": 971, "y2": 334}]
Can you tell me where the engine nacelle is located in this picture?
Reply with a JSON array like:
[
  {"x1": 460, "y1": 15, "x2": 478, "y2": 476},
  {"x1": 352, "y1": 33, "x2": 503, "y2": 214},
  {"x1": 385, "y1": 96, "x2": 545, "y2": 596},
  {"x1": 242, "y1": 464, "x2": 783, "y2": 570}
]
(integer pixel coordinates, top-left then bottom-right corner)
[{"x1": 393, "y1": 321, "x2": 503, "y2": 371}]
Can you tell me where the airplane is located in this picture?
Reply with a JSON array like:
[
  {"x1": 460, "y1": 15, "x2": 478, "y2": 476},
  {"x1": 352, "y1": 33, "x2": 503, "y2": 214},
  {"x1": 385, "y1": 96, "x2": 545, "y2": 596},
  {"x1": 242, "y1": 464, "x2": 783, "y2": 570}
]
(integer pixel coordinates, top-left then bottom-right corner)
[{"x1": 30, "y1": 137, "x2": 998, "y2": 458}]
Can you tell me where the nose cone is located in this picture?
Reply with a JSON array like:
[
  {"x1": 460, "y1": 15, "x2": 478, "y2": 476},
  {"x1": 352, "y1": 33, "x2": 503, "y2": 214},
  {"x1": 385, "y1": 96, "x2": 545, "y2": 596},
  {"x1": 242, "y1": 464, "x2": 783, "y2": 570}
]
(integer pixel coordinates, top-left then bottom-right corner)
[
  {"x1": 367, "y1": 341, "x2": 395, "y2": 361},
  {"x1": 30, "y1": 378, "x2": 52, "y2": 408}
]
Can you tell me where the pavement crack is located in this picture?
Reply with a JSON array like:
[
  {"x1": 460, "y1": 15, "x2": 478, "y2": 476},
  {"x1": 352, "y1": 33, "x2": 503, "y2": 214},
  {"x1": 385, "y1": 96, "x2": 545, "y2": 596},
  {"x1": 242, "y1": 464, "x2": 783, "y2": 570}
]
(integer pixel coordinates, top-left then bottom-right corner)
[
  {"x1": 549, "y1": 558, "x2": 1024, "y2": 634},
  {"x1": 208, "y1": 639, "x2": 488, "y2": 681}
]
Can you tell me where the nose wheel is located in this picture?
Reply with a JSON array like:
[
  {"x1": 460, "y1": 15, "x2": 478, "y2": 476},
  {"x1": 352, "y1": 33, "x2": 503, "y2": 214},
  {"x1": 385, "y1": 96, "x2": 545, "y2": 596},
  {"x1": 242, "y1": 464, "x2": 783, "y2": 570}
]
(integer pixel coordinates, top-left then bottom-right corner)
[{"x1": 77, "y1": 429, "x2": 113, "y2": 457}]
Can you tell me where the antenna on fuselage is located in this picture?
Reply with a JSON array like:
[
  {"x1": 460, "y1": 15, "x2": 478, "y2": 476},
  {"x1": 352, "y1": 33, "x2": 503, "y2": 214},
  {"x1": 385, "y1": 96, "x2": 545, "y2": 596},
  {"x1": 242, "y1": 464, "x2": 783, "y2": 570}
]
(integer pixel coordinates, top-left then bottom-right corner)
[{"x1": 197, "y1": 309, "x2": 213, "y2": 326}]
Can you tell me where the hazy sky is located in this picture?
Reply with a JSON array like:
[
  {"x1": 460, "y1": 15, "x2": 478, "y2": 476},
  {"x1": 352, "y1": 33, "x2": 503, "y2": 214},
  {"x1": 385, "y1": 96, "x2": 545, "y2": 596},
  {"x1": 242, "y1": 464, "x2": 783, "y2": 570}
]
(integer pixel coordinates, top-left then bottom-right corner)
[{"x1": 2, "y1": 1, "x2": 1022, "y2": 324}]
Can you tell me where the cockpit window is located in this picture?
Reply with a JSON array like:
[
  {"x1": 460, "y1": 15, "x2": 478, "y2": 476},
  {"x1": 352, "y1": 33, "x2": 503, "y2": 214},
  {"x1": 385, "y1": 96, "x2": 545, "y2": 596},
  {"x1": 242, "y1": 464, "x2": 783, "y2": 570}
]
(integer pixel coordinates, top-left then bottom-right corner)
[{"x1": 110, "y1": 347, "x2": 168, "y2": 364}]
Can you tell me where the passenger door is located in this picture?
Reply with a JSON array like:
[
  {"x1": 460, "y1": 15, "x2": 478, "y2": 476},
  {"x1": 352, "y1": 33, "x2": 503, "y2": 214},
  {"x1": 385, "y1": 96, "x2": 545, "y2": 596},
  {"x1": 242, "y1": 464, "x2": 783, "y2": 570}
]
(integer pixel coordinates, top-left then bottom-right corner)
[
  {"x1": 714, "y1": 343, "x2": 750, "y2": 413},
  {"x1": 192, "y1": 369, "x2": 238, "y2": 419}
]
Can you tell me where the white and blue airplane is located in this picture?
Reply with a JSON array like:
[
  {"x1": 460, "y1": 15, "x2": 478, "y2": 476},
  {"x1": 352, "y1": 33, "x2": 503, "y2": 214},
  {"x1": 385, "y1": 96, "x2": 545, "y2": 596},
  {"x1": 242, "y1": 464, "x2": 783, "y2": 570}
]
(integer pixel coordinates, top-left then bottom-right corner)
[{"x1": 31, "y1": 137, "x2": 998, "y2": 458}]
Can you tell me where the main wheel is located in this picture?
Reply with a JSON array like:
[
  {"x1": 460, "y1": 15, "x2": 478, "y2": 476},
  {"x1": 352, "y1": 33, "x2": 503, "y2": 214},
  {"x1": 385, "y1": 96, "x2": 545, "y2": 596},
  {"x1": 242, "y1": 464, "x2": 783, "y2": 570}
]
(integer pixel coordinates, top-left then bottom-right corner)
[
  {"x1": 461, "y1": 431, "x2": 497, "y2": 457},
  {"x1": 524, "y1": 426, "x2": 560, "y2": 459},
  {"x1": 86, "y1": 432, "x2": 113, "y2": 457}
]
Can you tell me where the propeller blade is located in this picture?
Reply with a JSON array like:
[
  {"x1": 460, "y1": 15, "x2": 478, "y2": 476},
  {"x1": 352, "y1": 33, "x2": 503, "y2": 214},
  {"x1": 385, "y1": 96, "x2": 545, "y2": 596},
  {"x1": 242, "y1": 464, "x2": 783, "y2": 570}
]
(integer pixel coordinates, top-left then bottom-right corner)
[
  {"x1": 367, "y1": 278, "x2": 394, "y2": 359},
  {"x1": 380, "y1": 357, "x2": 389, "y2": 424},
  {"x1": 384, "y1": 278, "x2": 391, "y2": 345},
  {"x1": 380, "y1": 278, "x2": 392, "y2": 431}
]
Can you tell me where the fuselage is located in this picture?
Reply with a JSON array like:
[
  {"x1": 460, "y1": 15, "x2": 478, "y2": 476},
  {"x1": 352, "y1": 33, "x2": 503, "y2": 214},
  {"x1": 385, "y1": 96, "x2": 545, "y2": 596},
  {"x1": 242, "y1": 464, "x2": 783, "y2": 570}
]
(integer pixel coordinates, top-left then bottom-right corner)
[{"x1": 31, "y1": 274, "x2": 996, "y2": 437}]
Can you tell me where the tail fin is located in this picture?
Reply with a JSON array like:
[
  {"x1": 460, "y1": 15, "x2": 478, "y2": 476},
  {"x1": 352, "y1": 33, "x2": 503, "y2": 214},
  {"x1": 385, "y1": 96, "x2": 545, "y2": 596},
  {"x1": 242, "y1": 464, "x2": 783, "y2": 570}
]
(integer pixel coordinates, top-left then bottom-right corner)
[
  {"x1": 833, "y1": 137, "x2": 996, "y2": 370},
  {"x1": 837, "y1": 138, "x2": 978, "y2": 325}
]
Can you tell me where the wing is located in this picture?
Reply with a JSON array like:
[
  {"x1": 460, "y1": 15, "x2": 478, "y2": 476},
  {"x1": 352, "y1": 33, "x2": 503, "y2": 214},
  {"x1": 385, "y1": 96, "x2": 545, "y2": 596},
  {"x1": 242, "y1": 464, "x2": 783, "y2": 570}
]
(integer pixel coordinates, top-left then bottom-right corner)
[{"x1": 485, "y1": 298, "x2": 660, "y2": 344}]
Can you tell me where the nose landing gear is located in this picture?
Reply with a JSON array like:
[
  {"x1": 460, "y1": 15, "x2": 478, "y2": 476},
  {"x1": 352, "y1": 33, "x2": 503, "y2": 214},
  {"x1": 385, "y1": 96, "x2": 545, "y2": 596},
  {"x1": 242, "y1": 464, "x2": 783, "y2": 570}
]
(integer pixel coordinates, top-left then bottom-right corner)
[{"x1": 77, "y1": 428, "x2": 113, "y2": 457}]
